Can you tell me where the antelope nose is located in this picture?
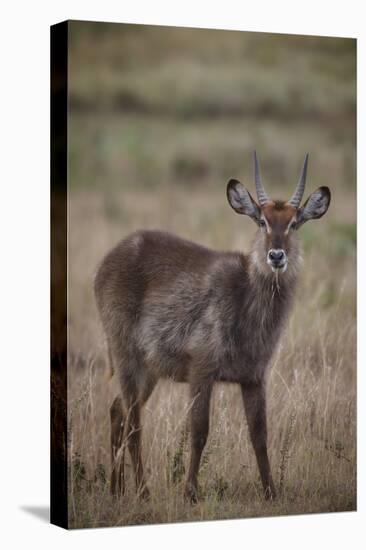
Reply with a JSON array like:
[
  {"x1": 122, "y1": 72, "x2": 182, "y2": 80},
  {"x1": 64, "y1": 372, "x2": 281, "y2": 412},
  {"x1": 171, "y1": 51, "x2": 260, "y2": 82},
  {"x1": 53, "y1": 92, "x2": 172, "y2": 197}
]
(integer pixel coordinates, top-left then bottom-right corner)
[{"x1": 268, "y1": 249, "x2": 285, "y2": 262}]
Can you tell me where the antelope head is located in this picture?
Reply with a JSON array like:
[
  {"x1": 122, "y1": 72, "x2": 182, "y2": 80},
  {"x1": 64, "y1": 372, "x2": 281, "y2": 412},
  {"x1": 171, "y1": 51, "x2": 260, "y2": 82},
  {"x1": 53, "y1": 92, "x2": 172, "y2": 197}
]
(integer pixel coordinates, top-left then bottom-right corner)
[{"x1": 227, "y1": 152, "x2": 331, "y2": 275}]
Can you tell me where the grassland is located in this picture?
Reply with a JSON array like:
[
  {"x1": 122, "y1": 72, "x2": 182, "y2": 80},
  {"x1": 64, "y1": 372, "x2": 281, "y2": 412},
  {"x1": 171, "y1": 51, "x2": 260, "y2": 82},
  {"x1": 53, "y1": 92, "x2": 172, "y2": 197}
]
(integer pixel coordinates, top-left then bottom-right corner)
[{"x1": 66, "y1": 22, "x2": 356, "y2": 528}]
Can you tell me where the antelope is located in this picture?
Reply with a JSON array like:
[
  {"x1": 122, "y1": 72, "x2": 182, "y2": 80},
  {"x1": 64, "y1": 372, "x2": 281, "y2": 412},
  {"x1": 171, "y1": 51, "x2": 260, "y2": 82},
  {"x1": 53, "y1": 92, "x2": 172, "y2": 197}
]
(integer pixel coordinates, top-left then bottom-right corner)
[{"x1": 94, "y1": 152, "x2": 331, "y2": 502}]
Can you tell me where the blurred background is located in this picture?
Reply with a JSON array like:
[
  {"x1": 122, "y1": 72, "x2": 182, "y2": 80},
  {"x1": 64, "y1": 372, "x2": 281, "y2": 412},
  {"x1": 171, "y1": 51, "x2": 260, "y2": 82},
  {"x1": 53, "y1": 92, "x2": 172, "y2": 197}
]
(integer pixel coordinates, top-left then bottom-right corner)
[{"x1": 67, "y1": 22, "x2": 356, "y2": 528}]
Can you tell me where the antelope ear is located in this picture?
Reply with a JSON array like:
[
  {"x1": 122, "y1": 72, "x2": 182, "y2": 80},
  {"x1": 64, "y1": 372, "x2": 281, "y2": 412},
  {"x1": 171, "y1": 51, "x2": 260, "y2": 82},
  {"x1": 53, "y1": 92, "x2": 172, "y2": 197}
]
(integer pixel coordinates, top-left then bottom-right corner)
[
  {"x1": 227, "y1": 179, "x2": 260, "y2": 222},
  {"x1": 296, "y1": 186, "x2": 331, "y2": 228}
]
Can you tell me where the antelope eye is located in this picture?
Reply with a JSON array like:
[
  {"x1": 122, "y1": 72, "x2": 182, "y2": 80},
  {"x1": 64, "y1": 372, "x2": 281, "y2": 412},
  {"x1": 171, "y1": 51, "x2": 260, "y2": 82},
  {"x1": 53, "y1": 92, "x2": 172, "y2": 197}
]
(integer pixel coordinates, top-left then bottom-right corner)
[
  {"x1": 290, "y1": 221, "x2": 297, "y2": 230},
  {"x1": 259, "y1": 219, "x2": 266, "y2": 228}
]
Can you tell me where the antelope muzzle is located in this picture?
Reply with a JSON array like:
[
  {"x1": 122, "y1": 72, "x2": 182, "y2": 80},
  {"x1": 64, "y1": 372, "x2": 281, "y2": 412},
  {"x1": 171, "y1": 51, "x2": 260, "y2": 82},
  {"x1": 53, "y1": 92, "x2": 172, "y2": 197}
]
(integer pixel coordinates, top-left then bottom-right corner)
[{"x1": 267, "y1": 248, "x2": 287, "y2": 272}]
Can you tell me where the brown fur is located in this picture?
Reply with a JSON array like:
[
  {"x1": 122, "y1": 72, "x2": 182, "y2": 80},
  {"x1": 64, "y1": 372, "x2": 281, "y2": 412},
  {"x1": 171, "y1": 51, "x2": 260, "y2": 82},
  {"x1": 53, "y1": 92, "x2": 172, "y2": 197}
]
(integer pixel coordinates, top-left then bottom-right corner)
[
  {"x1": 110, "y1": 396, "x2": 124, "y2": 497},
  {"x1": 94, "y1": 180, "x2": 330, "y2": 502}
]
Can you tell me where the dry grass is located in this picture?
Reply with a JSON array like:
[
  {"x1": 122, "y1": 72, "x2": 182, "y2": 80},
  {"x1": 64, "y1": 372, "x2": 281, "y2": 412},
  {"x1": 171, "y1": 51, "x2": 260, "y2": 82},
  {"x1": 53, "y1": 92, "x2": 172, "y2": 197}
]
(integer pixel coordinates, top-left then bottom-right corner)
[
  {"x1": 66, "y1": 22, "x2": 356, "y2": 529},
  {"x1": 67, "y1": 186, "x2": 356, "y2": 528}
]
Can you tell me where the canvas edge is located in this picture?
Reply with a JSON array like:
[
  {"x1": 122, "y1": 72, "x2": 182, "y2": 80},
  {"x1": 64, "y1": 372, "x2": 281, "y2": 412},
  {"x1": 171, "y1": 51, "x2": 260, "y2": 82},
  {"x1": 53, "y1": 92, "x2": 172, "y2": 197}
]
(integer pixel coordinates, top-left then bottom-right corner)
[{"x1": 50, "y1": 20, "x2": 69, "y2": 530}]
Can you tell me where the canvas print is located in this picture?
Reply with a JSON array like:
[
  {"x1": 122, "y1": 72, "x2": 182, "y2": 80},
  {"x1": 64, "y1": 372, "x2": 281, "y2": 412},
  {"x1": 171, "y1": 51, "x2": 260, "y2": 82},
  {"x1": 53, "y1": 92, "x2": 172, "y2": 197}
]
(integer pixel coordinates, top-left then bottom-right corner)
[{"x1": 51, "y1": 20, "x2": 356, "y2": 529}]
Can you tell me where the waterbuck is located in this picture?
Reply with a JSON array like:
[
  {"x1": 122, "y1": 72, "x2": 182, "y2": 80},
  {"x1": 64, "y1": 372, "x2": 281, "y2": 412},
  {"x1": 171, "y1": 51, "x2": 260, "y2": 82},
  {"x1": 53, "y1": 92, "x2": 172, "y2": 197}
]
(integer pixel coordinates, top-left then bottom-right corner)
[{"x1": 94, "y1": 152, "x2": 331, "y2": 502}]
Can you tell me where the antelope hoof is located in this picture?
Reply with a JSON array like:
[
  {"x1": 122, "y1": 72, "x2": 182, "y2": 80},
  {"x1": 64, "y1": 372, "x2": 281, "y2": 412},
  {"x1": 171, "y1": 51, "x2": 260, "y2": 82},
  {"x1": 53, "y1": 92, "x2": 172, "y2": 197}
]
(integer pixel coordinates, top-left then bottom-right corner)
[
  {"x1": 184, "y1": 483, "x2": 199, "y2": 504},
  {"x1": 264, "y1": 485, "x2": 277, "y2": 501},
  {"x1": 138, "y1": 485, "x2": 151, "y2": 501}
]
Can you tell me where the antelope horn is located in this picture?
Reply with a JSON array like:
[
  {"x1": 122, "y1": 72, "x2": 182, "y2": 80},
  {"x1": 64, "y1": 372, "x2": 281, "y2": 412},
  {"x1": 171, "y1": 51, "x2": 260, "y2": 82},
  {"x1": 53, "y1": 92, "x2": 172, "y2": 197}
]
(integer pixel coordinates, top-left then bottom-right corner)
[
  {"x1": 288, "y1": 153, "x2": 309, "y2": 208},
  {"x1": 254, "y1": 151, "x2": 271, "y2": 206}
]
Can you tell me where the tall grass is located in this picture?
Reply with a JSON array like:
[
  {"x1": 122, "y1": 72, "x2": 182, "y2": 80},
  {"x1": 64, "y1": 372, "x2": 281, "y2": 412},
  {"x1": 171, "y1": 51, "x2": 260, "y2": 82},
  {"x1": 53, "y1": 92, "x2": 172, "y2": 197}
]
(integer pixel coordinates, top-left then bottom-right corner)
[{"x1": 67, "y1": 184, "x2": 356, "y2": 528}]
